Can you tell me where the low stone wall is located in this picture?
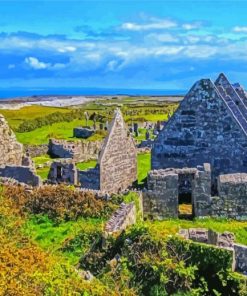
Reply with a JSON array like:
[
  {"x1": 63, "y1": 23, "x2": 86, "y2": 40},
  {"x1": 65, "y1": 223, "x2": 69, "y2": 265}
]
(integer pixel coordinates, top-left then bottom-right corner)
[
  {"x1": 211, "y1": 173, "x2": 247, "y2": 220},
  {"x1": 0, "y1": 165, "x2": 42, "y2": 186},
  {"x1": 179, "y1": 228, "x2": 247, "y2": 274},
  {"x1": 105, "y1": 202, "x2": 136, "y2": 234},
  {"x1": 48, "y1": 139, "x2": 102, "y2": 162},
  {"x1": 24, "y1": 144, "x2": 48, "y2": 157}
]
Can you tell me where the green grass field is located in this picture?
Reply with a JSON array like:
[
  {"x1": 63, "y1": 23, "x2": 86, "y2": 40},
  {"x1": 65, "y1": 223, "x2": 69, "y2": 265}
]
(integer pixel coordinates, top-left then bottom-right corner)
[{"x1": 0, "y1": 105, "x2": 70, "y2": 129}]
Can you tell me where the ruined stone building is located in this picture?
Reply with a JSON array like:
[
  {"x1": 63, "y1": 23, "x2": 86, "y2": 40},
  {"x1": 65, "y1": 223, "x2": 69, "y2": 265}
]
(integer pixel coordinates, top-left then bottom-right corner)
[
  {"x1": 145, "y1": 73, "x2": 247, "y2": 220},
  {"x1": 50, "y1": 109, "x2": 137, "y2": 194},
  {"x1": 98, "y1": 108, "x2": 137, "y2": 193},
  {"x1": 152, "y1": 73, "x2": 247, "y2": 181},
  {"x1": 0, "y1": 114, "x2": 41, "y2": 186}
]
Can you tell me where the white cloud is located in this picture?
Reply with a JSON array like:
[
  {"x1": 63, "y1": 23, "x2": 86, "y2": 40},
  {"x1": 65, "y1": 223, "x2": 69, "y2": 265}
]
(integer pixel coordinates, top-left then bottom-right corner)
[
  {"x1": 25, "y1": 57, "x2": 50, "y2": 69},
  {"x1": 121, "y1": 19, "x2": 177, "y2": 31},
  {"x1": 233, "y1": 26, "x2": 247, "y2": 33},
  {"x1": 146, "y1": 33, "x2": 179, "y2": 43},
  {"x1": 24, "y1": 57, "x2": 66, "y2": 70},
  {"x1": 58, "y1": 46, "x2": 77, "y2": 53}
]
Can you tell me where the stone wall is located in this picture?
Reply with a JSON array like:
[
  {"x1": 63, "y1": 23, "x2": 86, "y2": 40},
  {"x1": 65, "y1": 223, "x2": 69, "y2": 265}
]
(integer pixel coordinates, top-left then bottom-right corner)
[
  {"x1": 99, "y1": 109, "x2": 137, "y2": 193},
  {"x1": 234, "y1": 244, "x2": 247, "y2": 274},
  {"x1": 79, "y1": 166, "x2": 100, "y2": 190},
  {"x1": 143, "y1": 170, "x2": 178, "y2": 219},
  {"x1": 0, "y1": 165, "x2": 42, "y2": 186},
  {"x1": 24, "y1": 144, "x2": 48, "y2": 157},
  {"x1": 48, "y1": 139, "x2": 102, "y2": 162},
  {"x1": 73, "y1": 127, "x2": 94, "y2": 139},
  {"x1": 48, "y1": 160, "x2": 78, "y2": 185},
  {"x1": 0, "y1": 114, "x2": 23, "y2": 166},
  {"x1": 143, "y1": 164, "x2": 211, "y2": 219},
  {"x1": 104, "y1": 202, "x2": 136, "y2": 234},
  {"x1": 179, "y1": 228, "x2": 247, "y2": 274},
  {"x1": 210, "y1": 173, "x2": 247, "y2": 220},
  {"x1": 151, "y1": 74, "x2": 247, "y2": 181}
]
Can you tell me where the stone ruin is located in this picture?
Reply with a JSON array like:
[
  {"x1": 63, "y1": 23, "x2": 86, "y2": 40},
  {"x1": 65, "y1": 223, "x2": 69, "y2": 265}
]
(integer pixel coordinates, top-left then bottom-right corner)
[
  {"x1": 143, "y1": 162, "x2": 247, "y2": 220},
  {"x1": 178, "y1": 228, "x2": 247, "y2": 274},
  {"x1": 152, "y1": 73, "x2": 247, "y2": 181},
  {"x1": 0, "y1": 114, "x2": 42, "y2": 186},
  {"x1": 98, "y1": 108, "x2": 137, "y2": 193},
  {"x1": 0, "y1": 114, "x2": 23, "y2": 166},
  {"x1": 104, "y1": 202, "x2": 136, "y2": 234},
  {"x1": 48, "y1": 138, "x2": 101, "y2": 162},
  {"x1": 147, "y1": 73, "x2": 247, "y2": 220},
  {"x1": 73, "y1": 127, "x2": 94, "y2": 139},
  {"x1": 48, "y1": 159, "x2": 78, "y2": 185},
  {"x1": 47, "y1": 109, "x2": 137, "y2": 194},
  {"x1": 143, "y1": 163, "x2": 211, "y2": 219}
]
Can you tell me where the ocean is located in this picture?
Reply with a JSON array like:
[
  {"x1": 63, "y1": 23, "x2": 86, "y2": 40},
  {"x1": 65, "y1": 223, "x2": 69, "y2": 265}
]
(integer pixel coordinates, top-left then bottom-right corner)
[{"x1": 0, "y1": 88, "x2": 185, "y2": 99}]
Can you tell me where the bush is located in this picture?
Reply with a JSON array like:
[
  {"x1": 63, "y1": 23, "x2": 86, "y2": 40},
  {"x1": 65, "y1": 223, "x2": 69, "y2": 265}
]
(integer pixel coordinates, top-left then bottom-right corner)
[{"x1": 3, "y1": 185, "x2": 117, "y2": 222}]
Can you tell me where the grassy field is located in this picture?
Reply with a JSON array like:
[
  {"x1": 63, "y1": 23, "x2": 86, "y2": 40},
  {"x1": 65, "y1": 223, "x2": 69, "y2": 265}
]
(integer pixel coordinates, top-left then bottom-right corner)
[
  {"x1": 0, "y1": 105, "x2": 70, "y2": 129},
  {"x1": 15, "y1": 119, "x2": 95, "y2": 145}
]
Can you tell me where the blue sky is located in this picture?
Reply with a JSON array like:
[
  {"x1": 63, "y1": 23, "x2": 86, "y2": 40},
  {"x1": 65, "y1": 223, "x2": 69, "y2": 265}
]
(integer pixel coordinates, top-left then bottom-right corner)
[{"x1": 1, "y1": 0, "x2": 247, "y2": 91}]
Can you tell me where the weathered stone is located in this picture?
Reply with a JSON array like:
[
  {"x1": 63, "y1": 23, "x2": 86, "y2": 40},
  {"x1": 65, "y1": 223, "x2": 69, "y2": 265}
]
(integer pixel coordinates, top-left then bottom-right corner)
[
  {"x1": 104, "y1": 202, "x2": 136, "y2": 234},
  {"x1": 48, "y1": 139, "x2": 101, "y2": 162},
  {"x1": 0, "y1": 114, "x2": 23, "y2": 166},
  {"x1": 98, "y1": 109, "x2": 137, "y2": 193},
  {"x1": 73, "y1": 127, "x2": 94, "y2": 139},
  {"x1": 48, "y1": 159, "x2": 78, "y2": 185},
  {"x1": 151, "y1": 74, "x2": 247, "y2": 182}
]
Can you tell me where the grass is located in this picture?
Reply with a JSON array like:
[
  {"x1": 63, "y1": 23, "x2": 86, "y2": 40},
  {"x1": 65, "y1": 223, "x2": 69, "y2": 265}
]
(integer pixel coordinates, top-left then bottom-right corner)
[
  {"x1": 0, "y1": 105, "x2": 70, "y2": 129},
  {"x1": 23, "y1": 214, "x2": 104, "y2": 265},
  {"x1": 145, "y1": 218, "x2": 247, "y2": 245},
  {"x1": 15, "y1": 119, "x2": 95, "y2": 145},
  {"x1": 76, "y1": 160, "x2": 97, "y2": 171},
  {"x1": 137, "y1": 152, "x2": 151, "y2": 184}
]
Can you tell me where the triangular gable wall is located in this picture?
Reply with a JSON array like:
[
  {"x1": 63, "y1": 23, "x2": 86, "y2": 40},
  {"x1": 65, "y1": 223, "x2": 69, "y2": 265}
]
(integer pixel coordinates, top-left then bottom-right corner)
[
  {"x1": 99, "y1": 109, "x2": 137, "y2": 193},
  {"x1": 151, "y1": 77, "x2": 247, "y2": 178}
]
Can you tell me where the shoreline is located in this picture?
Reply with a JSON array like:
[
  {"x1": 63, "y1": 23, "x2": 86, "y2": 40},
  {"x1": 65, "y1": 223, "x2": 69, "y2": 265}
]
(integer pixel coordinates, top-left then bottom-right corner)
[{"x1": 0, "y1": 95, "x2": 183, "y2": 110}]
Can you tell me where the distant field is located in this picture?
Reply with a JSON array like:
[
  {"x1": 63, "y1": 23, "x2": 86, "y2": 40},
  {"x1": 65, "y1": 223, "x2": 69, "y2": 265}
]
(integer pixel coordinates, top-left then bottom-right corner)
[
  {"x1": 0, "y1": 105, "x2": 70, "y2": 129},
  {"x1": 0, "y1": 98, "x2": 178, "y2": 145}
]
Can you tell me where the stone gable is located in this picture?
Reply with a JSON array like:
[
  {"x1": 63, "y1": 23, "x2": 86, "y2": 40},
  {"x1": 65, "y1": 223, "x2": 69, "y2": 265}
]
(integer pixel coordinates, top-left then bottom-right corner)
[
  {"x1": 99, "y1": 109, "x2": 137, "y2": 193},
  {"x1": 0, "y1": 114, "x2": 23, "y2": 166},
  {"x1": 151, "y1": 74, "x2": 247, "y2": 179}
]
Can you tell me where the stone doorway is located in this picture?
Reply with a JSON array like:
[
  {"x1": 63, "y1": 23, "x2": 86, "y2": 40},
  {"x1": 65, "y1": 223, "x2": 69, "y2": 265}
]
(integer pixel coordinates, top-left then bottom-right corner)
[{"x1": 178, "y1": 173, "x2": 194, "y2": 219}]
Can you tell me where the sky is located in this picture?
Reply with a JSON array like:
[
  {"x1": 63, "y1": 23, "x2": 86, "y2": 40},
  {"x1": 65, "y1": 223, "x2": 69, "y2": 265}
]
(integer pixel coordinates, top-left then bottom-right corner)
[{"x1": 1, "y1": 0, "x2": 247, "y2": 92}]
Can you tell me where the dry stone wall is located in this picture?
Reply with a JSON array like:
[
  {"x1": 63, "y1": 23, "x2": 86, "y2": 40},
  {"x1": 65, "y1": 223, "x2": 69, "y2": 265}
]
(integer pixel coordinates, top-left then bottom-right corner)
[
  {"x1": 105, "y1": 202, "x2": 136, "y2": 234},
  {"x1": 48, "y1": 139, "x2": 102, "y2": 162},
  {"x1": 0, "y1": 114, "x2": 23, "y2": 166},
  {"x1": 99, "y1": 109, "x2": 137, "y2": 193},
  {"x1": 0, "y1": 165, "x2": 42, "y2": 186},
  {"x1": 210, "y1": 173, "x2": 247, "y2": 220}
]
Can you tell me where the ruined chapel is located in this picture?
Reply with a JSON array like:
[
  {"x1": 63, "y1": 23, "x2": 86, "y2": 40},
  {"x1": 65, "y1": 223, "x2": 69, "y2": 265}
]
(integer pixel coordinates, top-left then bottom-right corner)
[{"x1": 152, "y1": 73, "x2": 247, "y2": 181}]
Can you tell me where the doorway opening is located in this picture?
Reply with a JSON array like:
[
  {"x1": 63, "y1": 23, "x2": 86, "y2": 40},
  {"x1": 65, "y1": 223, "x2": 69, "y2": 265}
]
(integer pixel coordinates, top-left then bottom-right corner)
[
  {"x1": 57, "y1": 166, "x2": 62, "y2": 179},
  {"x1": 178, "y1": 173, "x2": 194, "y2": 219}
]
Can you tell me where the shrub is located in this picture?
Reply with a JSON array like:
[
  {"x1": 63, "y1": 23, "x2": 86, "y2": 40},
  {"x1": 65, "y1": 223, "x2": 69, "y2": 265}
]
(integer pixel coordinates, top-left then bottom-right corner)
[{"x1": 3, "y1": 185, "x2": 117, "y2": 222}]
